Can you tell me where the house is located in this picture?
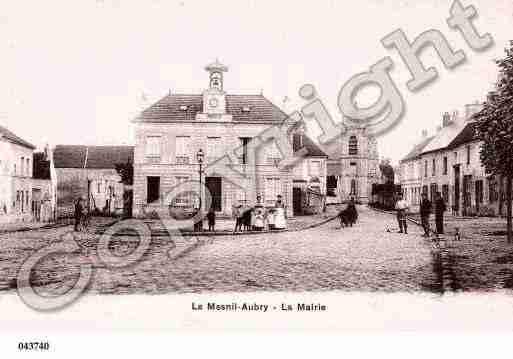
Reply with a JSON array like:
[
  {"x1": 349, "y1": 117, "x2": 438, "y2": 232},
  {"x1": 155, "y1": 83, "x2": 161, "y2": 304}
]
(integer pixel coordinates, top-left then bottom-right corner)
[
  {"x1": 399, "y1": 130, "x2": 434, "y2": 212},
  {"x1": 291, "y1": 131, "x2": 328, "y2": 215},
  {"x1": 31, "y1": 146, "x2": 58, "y2": 222},
  {"x1": 0, "y1": 125, "x2": 56, "y2": 223},
  {"x1": 0, "y1": 125, "x2": 37, "y2": 223},
  {"x1": 53, "y1": 145, "x2": 134, "y2": 217},
  {"x1": 132, "y1": 60, "x2": 295, "y2": 218}
]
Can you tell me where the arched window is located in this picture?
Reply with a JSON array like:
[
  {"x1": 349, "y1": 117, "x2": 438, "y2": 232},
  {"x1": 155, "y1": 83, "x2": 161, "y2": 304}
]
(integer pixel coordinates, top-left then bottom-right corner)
[{"x1": 348, "y1": 136, "x2": 358, "y2": 155}]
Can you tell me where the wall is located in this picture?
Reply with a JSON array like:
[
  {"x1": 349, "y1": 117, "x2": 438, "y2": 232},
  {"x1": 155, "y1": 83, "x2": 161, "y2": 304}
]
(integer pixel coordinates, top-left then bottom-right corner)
[{"x1": 133, "y1": 121, "x2": 295, "y2": 217}]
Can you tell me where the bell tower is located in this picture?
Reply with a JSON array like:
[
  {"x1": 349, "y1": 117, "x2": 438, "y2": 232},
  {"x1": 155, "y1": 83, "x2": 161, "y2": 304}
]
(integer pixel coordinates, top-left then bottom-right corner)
[{"x1": 198, "y1": 59, "x2": 230, "y2": 119}]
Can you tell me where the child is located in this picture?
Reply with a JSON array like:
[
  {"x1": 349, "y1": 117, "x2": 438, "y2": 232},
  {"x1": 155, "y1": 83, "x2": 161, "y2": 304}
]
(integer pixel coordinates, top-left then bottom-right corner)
[{"x1": 207, "y1": 207, "x2": 216, "y2": 232}]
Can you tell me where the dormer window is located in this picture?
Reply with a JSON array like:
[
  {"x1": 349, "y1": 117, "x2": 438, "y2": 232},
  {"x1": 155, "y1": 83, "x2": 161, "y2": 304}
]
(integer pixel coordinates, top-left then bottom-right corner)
[
  {"x1": 241, "y1": 106, "x2": 251, "y2": 113},
  {"x1": 179, "y1": 105, "x2": 188, "y2": 111}
]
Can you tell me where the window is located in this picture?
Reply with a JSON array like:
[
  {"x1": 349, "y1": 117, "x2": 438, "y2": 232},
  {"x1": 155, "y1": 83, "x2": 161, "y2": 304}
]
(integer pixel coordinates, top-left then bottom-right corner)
[
  {"x1": 236, "y1": 189, "x2": 248, "y2": 204},
  {"x1": 175, "y1": 136, "x2": 190, "y2": 164},
  {"x1": 488, "y1": 177, "x2": 498, "y2": 203},
  {"x1": 239, "y1": 137, "x2": 251, "y2": 164},
  {"x1": 430, "y1": 183, "x2": 438, "y2": 202},
  {"x1": 442, "y1": 184, "x2": 449, "y2": 203},
  {"x1": 206, "y1": 137, "x2": 221, "y2": 163},
  {"x1": 293, "y1": 133, "x2": 303, "y2": 151},
  {"x1": 265, "y1": 178, "x2": 281, "y2": 203},
  {"x1": 432, "y1": 158, "x2": 436, "y2": 176},
  {"x1": 266, "y1": 141, "x2": 282, "y2": 165},
  {"x1": 466, "y1": 145, "x2": 471, "y2": 165},
  {"x1": 145, "y1": 136, "x2": 161, "y2": 163},
  {"x1": 25, "y1": 190, "x2": 29, "y2": 208},
  {"x1": 146, "y1": 176, "x2": 160, "y2": 204},
  {"x1": 424, "y1": 160, "x2": 428, "y2": 177},
  {"x1": 173, "y1": 176, "x2": 190, "y2": 206},
  {"x1": 14, "y1": 164, "x2": 16, "y2": 176},
  {"x1": 20, "y1": 157, "x2": 24, "y2": 176},
  {"x1": 348, "y1": 136, "x2": 358, "y2": 155},
  {"x1": 443, "y1": 156, "x2": 448, "y2": 175},
  {"x1": 97, "y1": 181, "x2": 102, "y2": 194},
  {"x1": 309, "y1": 160, "x2": 321, "y2": 177},
  {"x1": 26, "y1": 158, "x2": 30, "y2": 177}
]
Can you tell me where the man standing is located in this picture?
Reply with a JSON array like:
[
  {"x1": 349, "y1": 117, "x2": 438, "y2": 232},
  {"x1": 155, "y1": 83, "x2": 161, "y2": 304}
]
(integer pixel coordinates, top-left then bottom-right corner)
[
  {"x1": 395, "y1": 193, "x2": 409, "y2": 234},
  {"x1": 74, "y1": 197, "x2": 84, "y2": 232},
  {"x1": 434, "y1": 192, "x2": 447, "y2": 235},
  {"x1": 419, "y1": 193, "x2": 432, "y2": 237}
]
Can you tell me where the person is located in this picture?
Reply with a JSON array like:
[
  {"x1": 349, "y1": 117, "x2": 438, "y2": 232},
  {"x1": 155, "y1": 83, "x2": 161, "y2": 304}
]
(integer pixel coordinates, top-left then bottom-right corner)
[
  {"x1": 395, "y1": 193, "x2": 409, "y2": 234},
  {"x1": 74, "y1": 197, "x2": 84, "y2": 232},
  {"x1": 419, "y1": 192, "x2": 432, "y2": 237},
  {"x1": 346, "y1": 197, "x2": 358, "y2": 226},
  {"x1": 274, "y1": 194, "x2": 287, "y2": 229},
  {"x1": 434, "y1": 192, "x2": 447, "y2": 235},
  {"x1": 207, "y1": 207, "x2": 216, "y2": 232},
  {"x1": 253, "y1": 195, "x2": 265, "y2": 231},
  {"x1": 338, "y1": 206, "x2": 349, "y2": 228},
  {"x1": 233, "y1": 204, "x2": 243, "y2": 232}
]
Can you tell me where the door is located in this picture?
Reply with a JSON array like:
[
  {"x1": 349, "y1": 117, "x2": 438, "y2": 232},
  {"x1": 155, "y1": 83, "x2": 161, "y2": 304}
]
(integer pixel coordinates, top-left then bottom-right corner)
[
  {"x1": 475, "y1": 180, "x2": 483, "y2": 212},
  {"x1": 205, "y1": 177, "x2": 222, "y2": 211},
  {"x1": 293, "y1": 188, "x2": 302, "y2": 215},
  {"x1": 453, "y1": 165, "x2": 460, "y2": 212}
]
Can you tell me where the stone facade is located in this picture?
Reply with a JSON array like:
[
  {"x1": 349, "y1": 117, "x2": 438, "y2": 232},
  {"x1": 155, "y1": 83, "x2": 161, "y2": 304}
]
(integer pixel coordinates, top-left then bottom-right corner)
[
  {"x1": 133, "y1": 61, "x2": 295, "y2": 218},
  {"x1": 324, "y1": 126, "x2": 380, "y2": 204},
  {"x1": 0, "y1": 127, "x2": 56, "y2": 224}
]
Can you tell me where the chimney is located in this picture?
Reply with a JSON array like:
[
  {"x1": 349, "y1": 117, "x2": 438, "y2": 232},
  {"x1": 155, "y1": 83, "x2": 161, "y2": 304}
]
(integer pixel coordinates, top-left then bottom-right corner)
[
  {"x1": 442, "y1": 112, "x2": 451, "y2": 127},
  {"x1": 436, "y1": 125, "x2": 442, "y2": 133},
  {"x1": 465, "y1": 101, "x2": 483, "y2": 121},
  {"x1": 421, "y1": 129, "x2": 428, "y2": 138}
]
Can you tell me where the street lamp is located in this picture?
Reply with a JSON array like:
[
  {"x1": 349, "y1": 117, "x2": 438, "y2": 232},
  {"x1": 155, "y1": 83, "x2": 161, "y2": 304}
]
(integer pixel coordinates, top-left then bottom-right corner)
[{"x1": 196, "y1": 149, "x2": 204, "y2": 231}]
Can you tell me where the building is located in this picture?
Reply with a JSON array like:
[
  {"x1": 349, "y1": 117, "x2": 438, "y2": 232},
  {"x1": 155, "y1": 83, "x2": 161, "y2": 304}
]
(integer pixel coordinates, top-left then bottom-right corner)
[
  {"x1": 398, "y1": 102, "x2": 502, "y2": 216},
  {"x1": 53, "y1": 145, "x2": 133, "y2": 217},
  {"x1": 32, "y1": 146, "x2": 58, "y2": 222},
  {"x1": 291, "y1": 130, "x2": 328, "y2": 215},
  {"x1": 399, "y1": 130, "x2": 435, "y2": 212},
  {"x1": 324, "y1": 126, "x2": 380, "y2": 204},
  {"x1": 132, "y1": 60, "x2": 295, "y2": 218},
  {"x1": 0, "y1": 126, "x2": 56, "y2": 224}
]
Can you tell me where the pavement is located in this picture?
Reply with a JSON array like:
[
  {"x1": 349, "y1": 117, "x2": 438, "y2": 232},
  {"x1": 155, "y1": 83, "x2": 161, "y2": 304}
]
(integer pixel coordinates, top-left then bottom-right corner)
[{"x1": 0, "y1": 205, "x2": 438, "y2": 295}]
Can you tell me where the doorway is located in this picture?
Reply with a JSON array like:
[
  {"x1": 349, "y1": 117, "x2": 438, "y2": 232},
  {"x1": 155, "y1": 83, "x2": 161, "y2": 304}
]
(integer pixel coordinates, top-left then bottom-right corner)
[
  {"x1": 293, "y1": 188, "x2": 302, "y2": 215},
  {"x1": 205, "y1": 177, "x2": 222, "y2": 211}
]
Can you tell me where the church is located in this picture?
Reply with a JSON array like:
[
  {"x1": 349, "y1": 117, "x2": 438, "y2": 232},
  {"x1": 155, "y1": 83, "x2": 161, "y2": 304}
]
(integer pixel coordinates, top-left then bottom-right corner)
[{"x1": 323, "y1": 126, "x2": 380, "y2": 204}]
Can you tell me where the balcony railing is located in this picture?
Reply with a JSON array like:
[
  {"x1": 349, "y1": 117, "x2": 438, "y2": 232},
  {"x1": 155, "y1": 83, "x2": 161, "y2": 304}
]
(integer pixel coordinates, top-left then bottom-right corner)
[{"x1": 176, "y1": 156, "x2": 190, "y2": 165}]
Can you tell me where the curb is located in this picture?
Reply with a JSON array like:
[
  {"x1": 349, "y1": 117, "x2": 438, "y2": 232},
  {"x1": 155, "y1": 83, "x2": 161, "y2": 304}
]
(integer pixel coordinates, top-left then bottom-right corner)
[{"x1": 96, "y1": 212, "x2": 341, "y2": 237}]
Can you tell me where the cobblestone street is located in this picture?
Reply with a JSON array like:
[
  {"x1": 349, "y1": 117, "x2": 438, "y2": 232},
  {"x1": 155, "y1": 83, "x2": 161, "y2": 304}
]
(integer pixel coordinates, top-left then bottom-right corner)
[{"x1": 0, "y1": 206, "x2": 439, "y2": 295}]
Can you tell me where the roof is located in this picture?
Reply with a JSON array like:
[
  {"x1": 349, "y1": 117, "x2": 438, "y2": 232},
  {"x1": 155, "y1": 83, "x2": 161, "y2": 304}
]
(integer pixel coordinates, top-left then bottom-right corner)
[
  {"x1": 401, "y1": 136, "x2": 435, "y2": 162},
  {"x1": 33, "y1": 152, "x2": 51, "y2": 180},
  {"x1": 447, "y1": 121, "x2": 478, "y2": 149},
  {"x1": 53, "y1": 145, "x2": 134, "y2": 169},
  {"x1": 136, "y1": 94, "x2": 288, "y2": 123},
  {"x1": 0, "y1": 125, "x2": 36, "y2": 149},
  {"x1": 293, "y1": 134, "x2": 328, "y2": 157},
  {"x1": 421, "y1": 120, "x2": 466, "y2": 154}
]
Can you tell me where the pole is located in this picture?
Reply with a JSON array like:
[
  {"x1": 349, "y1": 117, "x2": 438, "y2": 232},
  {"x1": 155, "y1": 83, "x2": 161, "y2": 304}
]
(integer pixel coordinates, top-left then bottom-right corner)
[{"x1": 199, "y1": 162, "x2": 203, "y2": 232}]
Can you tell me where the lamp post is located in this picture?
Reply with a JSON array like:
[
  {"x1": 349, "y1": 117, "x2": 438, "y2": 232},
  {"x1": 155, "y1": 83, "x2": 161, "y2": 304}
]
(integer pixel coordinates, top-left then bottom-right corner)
[{"x1": 196, "y1": 149, "x2": 204, "y2": 231}]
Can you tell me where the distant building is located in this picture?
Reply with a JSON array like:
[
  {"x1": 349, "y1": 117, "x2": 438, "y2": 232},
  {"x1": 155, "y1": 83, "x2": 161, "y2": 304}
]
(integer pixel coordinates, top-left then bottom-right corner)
[
  {"x1": 324, "y1": 126, "x2": 380, "y2": 204},
  {"x1": 53, "y1": 145, "x2": 133, "y2": 216},
  {"x1": 291, "y1": 130, "x2": 328, "y2": 215},
  {"x1": 0, "y1": 126, "x2": 55, "y2": 223},
  {"x1": 399, "y1": 102, "x2": 503, "y2": 216}
]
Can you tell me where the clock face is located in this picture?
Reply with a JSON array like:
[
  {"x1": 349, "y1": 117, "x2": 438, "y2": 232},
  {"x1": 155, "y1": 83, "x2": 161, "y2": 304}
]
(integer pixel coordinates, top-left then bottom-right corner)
[{"x1": 209, "y1": 98, "x2": 218, "y2": 108}]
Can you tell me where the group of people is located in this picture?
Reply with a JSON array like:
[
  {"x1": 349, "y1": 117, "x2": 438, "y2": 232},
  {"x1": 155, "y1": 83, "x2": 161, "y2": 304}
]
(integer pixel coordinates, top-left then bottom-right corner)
[
  {"x1": 337, "y1": 197, "x2": 358, "y2": 228},
  {"x1": 204, "y1": 195, "x2": 287, "y2": 232},
  {"x1": 394, "y1": 192, "x2": 446, "y2": 236}
]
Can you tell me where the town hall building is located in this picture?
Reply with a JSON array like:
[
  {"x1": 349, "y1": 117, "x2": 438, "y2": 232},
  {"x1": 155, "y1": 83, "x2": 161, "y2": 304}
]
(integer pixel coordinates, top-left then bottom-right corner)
[{"x1": 132, "y1": 61, "x2": 298, "y2": 218}]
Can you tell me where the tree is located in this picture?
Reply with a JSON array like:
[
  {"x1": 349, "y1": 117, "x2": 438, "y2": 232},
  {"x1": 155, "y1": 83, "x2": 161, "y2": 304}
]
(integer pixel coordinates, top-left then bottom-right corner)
[
  {"x1": 115, "y1": 160, "x2": 134, "y2": 186},
  {"x1": 475, "y1": 41, "x2": 513, "y2": 242}
]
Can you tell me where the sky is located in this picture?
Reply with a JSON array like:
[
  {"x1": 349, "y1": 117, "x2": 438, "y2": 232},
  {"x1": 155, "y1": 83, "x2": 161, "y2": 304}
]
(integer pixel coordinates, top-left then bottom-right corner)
[{"x1": 1, "y1": 0, "x2": 512, "y2": 164}]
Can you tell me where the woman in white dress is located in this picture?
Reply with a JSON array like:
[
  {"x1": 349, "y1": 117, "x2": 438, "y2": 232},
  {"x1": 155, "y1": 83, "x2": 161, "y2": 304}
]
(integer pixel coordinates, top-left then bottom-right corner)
[{"x1": 273, "y1": 195, "x2": 287, "y2": 229}]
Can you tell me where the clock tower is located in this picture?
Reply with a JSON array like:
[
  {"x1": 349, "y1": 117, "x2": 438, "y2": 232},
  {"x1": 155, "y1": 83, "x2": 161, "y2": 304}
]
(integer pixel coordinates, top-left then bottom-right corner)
[{"x1": 198, "y1": 59, "x2": 230, "y2": 120}]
